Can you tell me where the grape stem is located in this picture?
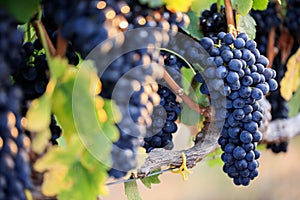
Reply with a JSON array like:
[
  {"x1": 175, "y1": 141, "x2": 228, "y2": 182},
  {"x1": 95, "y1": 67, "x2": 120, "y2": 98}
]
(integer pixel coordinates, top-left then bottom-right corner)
[
  {"x1": 32, "y1": 20, "x2": 56, "y2": 57},
  {"x1": 56, "y1": 27, "x2": 68, "y2": 57},
  {"x1": 224, "y1": 0, "x2": 237, "y2": 37},
  {"x1": 267, "y1": 26, "x2": 277, "y2": 68},
  {"x1": 163, "y1": 68, "x2": 210, "y2": 117}
]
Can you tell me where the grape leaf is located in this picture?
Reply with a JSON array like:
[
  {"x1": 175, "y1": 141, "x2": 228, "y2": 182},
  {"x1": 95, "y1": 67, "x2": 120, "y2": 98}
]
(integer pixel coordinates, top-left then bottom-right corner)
[
  {"x1": 252, "y1": 0, "x2": 269, "y2": 10},
  {"x1": 280, "y1": 48, "x2": 300, "y2": 101},
  {"x1": 72, "y1": 62, "x2": 116, "y2": 166},
  {"x1": 52, "y1": 69, "x2": 77, "y2": 144},
  {"x1": 163, "y1": 0, "x2": 192, "y2": 12},
  {"x1": 234, "y1": 0, "x2": 253, "y2": 16},
  {"x1": 184, "y1": 11, "x2": 203, "y2": 41},
  {"x1": 206, "y1": 148, "x2": 223, "y2": 167},
  {"x1": 31, "y1": 129, "x2": 51, "y2": 154},
  {"x1": 139, "y1": 0, "x2": 163, "y2": 7},
  {"x1": 140, "y1": 170, "x2": 161, "y2": 189},
  {"x1": 237, "y1": 14, "x2": 257, "y2": 40},
  {"x1": 288, "y1": 86, "x2": 300, "y2": 117},
  {"x1": 124, "y1": 180, "x2": 142, "y2": 200},
  {"x1": 48, "y1": 57, "x2": 68, "y2": 80},
  {"x1": 0, "y1": 0, "x2": 39, "y2": 23},
  {"x1": 26, "y1": 92, "x2": 52, "y2": 132},
  {"x1": 181, "y1": 67, "x2": 195, "y2": 94},
  {"x1": 191, "y1": 0, "x2": 216, "y2": 15},
  {"x1": 35, "y1": 135, "x2": 109, "y2": 199}
]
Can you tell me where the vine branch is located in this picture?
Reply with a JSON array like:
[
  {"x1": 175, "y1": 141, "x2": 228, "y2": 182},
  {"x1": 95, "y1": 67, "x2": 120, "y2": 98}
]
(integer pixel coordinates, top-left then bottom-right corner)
[
  {"x1": 163, "y1": 68, "x2": 210, "y2": 117},
  {"x1": 267, "y1": 26, "x2": 277, "y2": 68},
  {"x1": 138, "y1": 100, "x2": 300, "y2": 177},
  {"x1": 56, "y1": 27, "x2": 68, "y2": 57}
]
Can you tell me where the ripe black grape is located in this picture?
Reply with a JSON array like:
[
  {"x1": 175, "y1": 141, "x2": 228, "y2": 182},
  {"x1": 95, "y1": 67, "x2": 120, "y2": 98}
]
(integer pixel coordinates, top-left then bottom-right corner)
[
  {"x1": 250, "y1": 2, "x2": 281, "y2": 56},
  {"x1": 142, "y1": 51, "x2": 186, "y2": 152},
  {"x1": 0, "y1": 6, "x2": 32, "y2": 199},
  {"x1": 199, "y1": 3, "x2": 227, "y2": 38},
  {"x1": 198, "y1": 32, "x2": 277, "y2": 186}
]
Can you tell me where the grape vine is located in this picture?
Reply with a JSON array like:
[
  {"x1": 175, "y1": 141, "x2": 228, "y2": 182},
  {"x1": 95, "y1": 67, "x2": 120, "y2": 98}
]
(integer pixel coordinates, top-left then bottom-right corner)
[{"x1": 0, "y1": 0, "x2": 299, "y2": 199}]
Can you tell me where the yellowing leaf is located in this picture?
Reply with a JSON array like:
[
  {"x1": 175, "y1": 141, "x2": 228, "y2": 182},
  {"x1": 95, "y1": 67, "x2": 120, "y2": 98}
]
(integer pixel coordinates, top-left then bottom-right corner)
[
  {"x1": 25, "y1": 94, "x2": 51, "y2": 132},
  {"x1": 41, "y1": 165, "x2": 71, "y2": 196},
  {"x1": 280, "y1": 47, "x2": 300, "y2": 100},
  {"x1": 163, "y1": 0, "x2": 192, "y2": 12},
  {"x1": 31, "y1": 128, "x2": 51, "y2": 154},
  {"x1": 48, "y1": 57, "x2": 68, "y2": 80}
]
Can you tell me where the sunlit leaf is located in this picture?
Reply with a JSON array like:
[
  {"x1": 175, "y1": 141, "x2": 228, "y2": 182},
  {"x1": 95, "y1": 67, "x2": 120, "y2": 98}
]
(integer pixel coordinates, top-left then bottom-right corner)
[
  {"x1": 288, "y1": 86, "x2": 300, "y2": 117},
  {"x1": 237, "y1": 14, "x2": 257, "y2": 40},
  {"x1": 252, "y1": 0, "x2": 269, "y2": 10},
  {"x1": 234, "y1": 0, "x2": 253, "y2": 16},
  {"x1": 52, "y1": 68, "x2": 77, "y2": 144},
  {"x1": 25, "y1": 93, "x2": 52, "y2": 132},
  {"x1": 280, "y1": 48, "x2": 300, "y2": 100},
  {"x1": 124, "y1": 180, "x2": 142, "y2": 200},
  {"x1": 163, "y1": 0, "x2": 192, "y2": 12},
  {"x1": 48, "y1": 57, "x2": 68, "y2": 80},
  {"x1": 31, "y1": 128, "x2": 51, "y2": 154}
]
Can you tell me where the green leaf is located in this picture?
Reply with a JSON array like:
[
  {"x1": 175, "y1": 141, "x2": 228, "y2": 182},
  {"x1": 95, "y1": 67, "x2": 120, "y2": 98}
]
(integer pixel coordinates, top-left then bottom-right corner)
[
  {"x1": 72, "y1": 61, "x2": 116, "y2": 166},
  {"x1": 140, "y1": 171, "x2": 161, "y2": 189},
  {"x1": 34, "y1": 135, "x2": 109, "y2": 198},
  {"x1": 237, "y1": 14, "x2": 257, "y2": 40},
  {"x1": 205, "y1": 148, "x2": 223, "y2": 167},
  {"x1": 26, "y1": 93, "x2": 52, "y2": 132},
  {"x1": 288, "y1": 86, "x2": 300, "y2": 117},
  {"x1": 124, "y1": 180, "x2": 142, "y2": 200},
  {"x1": 139, "y1": 0, "x2": 163, "y2": 7},
  {"x1": 191, "y1": 0, "x2": 217, "y2": 16},
  {"x1": 59, "y1": 160, "x2": 108, "y2": 200},
  {"x1": 181, "y1": 67, "x2": 195, "y2": 94},
  {"x1": 252, "y1": 0, "x2": 269, "y2": 10},
  {"x1": 184, "y1": 11, "x2": 203, "y2": 40},
  {"x1": 181, "y1": 102, "x2": 202, "y2": 126},
  {"x1": 48, "y1": 57, "x2": 68, "y2": 80},
  {"x1": 0, "y1": 0, "x2": 39, "y2": 23},
  {"x1": 52, "y1": 69, "x2": 77, "y2": 144},
  {"x1": 234, "y1": 0, "x2": 253, "y2": 16}
]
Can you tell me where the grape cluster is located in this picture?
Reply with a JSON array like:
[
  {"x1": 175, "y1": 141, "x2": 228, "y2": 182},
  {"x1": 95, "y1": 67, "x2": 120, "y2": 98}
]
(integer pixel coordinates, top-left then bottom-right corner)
[
  {"x1": 284, "y1": 0, "x2": 300, "y2": 40},
  {"x1": 42, "y1": 0, "x2": 109, "y2": 58},
  {"x1": 13, "y1": 41, "x2": 49, "y2": 102},
  {"x1": 143, "y1": 52, "x2": 184, "y2": 152},
  {"x1": 251, "y1": 2, "x2": 281, "y2": 55},
  {"x1": 198, "y1": 32, "x2": 278, "y2": 185},
  {"x1": 0, "y1": 6, "x2": 32, "y2": 199},
  {"x1": 199, "y1": 3, "x2": 227, "y2": 38},
  {"x1": 94, "y1": 1, "x2": 189, "y2": 178}
]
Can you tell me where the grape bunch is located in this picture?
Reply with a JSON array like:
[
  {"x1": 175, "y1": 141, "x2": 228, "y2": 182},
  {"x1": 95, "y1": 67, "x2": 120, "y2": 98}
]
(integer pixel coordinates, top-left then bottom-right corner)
[
  {"x1": 0, "y1": 6, "x2": 32, "y2": 199},
  {"x1": 251, "y1": 2, "x2": 281, "y2": 56},
  {"x1": 42, "y1": 0, "x2": 109, "y2": 58},
  {"x1": 198, "y1": 32, "x2": 278, "y2": 185},
  {"x1": 93, "y1": 1, "x2": 189, "y2": 178},
  {"x1": 284, "y1": 0, "x2": 300, "y2": 40},
  {"x1": 143, "y1": 52, "x2": 185, "y2": 152},
  {"x1": 199, "y1": 3, "x2": 227, "y2": 38}
]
